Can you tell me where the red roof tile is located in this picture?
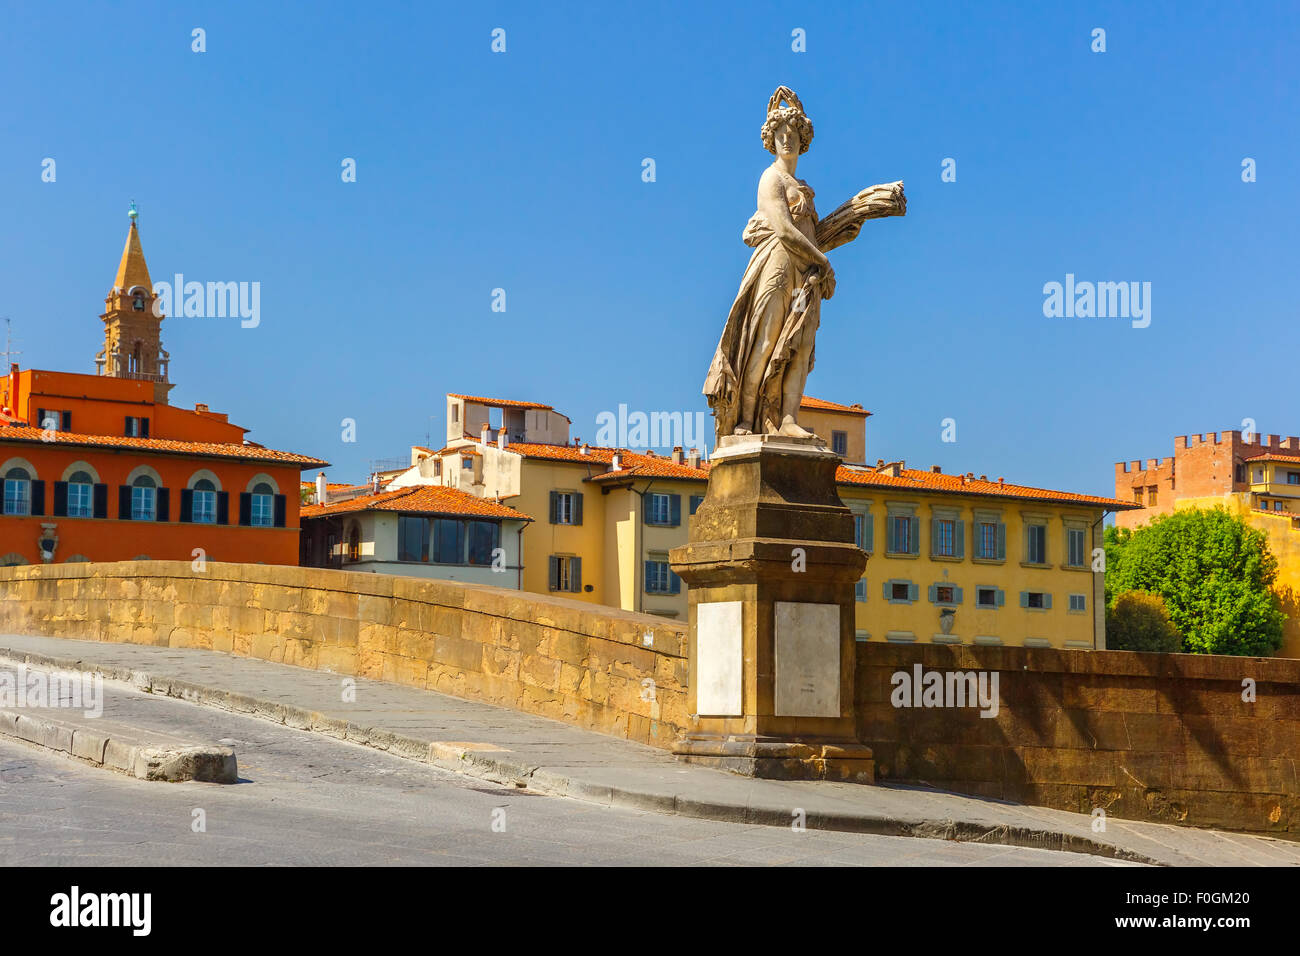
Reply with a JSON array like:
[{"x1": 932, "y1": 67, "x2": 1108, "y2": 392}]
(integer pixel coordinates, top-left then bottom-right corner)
[
  {"x1": 836, "y1": 465, "x2": 1136, "y2": 509},
  {"x1": 1244, "y1": 452, "x2": 1300, "y2": 464},
  {"x1": 801, "y1": 396, "x2": 871, "y2": 416},
  {"x1": 448, "y1": 393, "x2": 553, "y2": 410},
  {"x1": 301, "y1": 485, "x2": 531, "y2": 520},
  {"x1": 0, "y1": 425, "x2": 327, "y2": 468}
]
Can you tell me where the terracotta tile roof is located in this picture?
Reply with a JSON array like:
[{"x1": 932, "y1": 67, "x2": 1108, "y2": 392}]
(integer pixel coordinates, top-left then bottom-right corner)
[
  {"x1": 1243, "y1": 452, "x2": 1300, "y2": 464},
  {"x1": 300, "y1": 480, "x2": 366, "y2": 491},
  {"x1": 505, "y1": 442, "x2": 711, "y2": 482},
  {"x1": 0, "y1": 424, "x2": 328, "y2": 468},
  {"x1": 448, "y1": 393, "x2": 553, "y2": 411},
  {"x1": 836, "y1": 465, "x2": 1137, "y2": 509},
  {"x1": 801, "y1": 396, "x2": 871, "y2": 416},
  {"x1": 301, "y1": 485, "x2": 531, "y2": 521}
]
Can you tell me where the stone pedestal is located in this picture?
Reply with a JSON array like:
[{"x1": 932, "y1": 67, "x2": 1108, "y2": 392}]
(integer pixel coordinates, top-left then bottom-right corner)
[{"x1": 668, "y1": 433, "x2": 873, "y2": 782}]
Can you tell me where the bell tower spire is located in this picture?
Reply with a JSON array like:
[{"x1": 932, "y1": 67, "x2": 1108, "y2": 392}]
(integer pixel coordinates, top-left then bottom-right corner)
[{"x1": 96, "y1": 202, "x2": 172, "y2": 404}]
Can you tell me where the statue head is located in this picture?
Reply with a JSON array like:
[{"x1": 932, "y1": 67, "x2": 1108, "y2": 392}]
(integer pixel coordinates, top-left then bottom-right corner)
[{"x1": 761, "y1": 86, "x2": 814, "y2": 156}]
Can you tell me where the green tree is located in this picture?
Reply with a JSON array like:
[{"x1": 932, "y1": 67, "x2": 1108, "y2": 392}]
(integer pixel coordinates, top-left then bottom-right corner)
[
  {"x1": 1106, "y1": 590, "x2": 1183, "y2": 652},
  {"x1": 1105, "y1": 508, "x2": 1285, "y2": 656}
]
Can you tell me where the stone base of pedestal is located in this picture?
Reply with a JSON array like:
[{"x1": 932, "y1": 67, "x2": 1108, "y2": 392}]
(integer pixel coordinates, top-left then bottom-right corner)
[
  {"x1": 668, "y1": 431, "x2": 875, "y2": 783},
  {"x1": 672, "y1": 734, "x2": 875, "y2": 784}
]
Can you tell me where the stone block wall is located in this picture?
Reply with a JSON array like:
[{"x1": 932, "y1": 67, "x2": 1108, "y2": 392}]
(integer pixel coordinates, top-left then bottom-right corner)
[
  {"x1": 0, "y1": 561, "x2": 689, "y2": 748},
  {"x1": 857, "y1": 642, "x2": 1300, "y2": 837}
]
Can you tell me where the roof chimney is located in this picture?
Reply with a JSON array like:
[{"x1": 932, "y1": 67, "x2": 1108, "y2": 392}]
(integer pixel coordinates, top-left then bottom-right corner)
[
  {"x1": 315, "y1": 472, "x2": 328, "y2": 506},
  {"x1": 687, "y1": 447, "x2": 700, "y2": 469},
  {"x1": 931, "y1": 465, "x2": 941, "y2": 473},
  {"x1": 498, "y1": 427, "x2": 508, "y2": 449},
  {"x1": 580, "y1": 443, "x2": 590, "y2": 455},
  {"x1": 611, "y1": 453, "x2": 622, "y2": 471},
  {"x1": 672, "y1": 446, "x2": 684, "y2": 465},
  {"x1": 195, "y1": 403, "x2": 209, "y2": 414},
  {"x1": 481, "y1": 423, "x2": 490, "y2": 444}
]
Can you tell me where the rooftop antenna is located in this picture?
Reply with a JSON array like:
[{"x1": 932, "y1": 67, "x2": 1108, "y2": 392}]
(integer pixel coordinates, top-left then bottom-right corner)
[{"x1": 0, "y1": 318, "x2": 19, "y2": 368}]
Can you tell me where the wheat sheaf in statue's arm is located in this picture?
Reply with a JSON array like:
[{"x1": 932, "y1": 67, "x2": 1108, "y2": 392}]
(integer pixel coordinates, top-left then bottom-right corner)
[{"x1": 816, "y1": 180, "x2": 908, "y2": 256}]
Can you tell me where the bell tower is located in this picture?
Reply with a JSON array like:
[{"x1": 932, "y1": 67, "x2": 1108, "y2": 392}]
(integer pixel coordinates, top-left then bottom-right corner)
[{"x1": 96, "y1": 201, "x2": 172, "y2": 404}]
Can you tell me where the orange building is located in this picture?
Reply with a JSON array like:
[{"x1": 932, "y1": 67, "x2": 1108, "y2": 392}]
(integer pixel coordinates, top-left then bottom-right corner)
[{"x1": 0, "y1": 212, "x2": 326, "y2": 566}]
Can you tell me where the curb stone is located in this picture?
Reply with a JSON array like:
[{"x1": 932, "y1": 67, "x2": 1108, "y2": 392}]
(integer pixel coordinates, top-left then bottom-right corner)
[
  {"x1": 0, "y1": 704, "x2": 236, "y2": 783},
  {"x1": 0, "y1": 646, "x2": 1157, "y2": 864}
]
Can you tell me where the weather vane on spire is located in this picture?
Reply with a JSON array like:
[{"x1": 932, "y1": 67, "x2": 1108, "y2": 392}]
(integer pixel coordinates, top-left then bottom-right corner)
[{"x1": 128, "y1": 200, "x2": 138, "y2": 224}]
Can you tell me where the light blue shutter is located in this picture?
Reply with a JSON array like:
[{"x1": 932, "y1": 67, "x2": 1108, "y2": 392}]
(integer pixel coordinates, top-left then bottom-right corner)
[
  {"x1": 886, "y1": 516, "x2": 896, "y2": 553},
  {"x1": 864, "y1": 514, "x2": 873, "y2": 552},
  {"x1": 927, "y1": 584, "x2": 938, "y2": 603},
  {"x1": 1019, "y1": 591, "x2": 1029, "y2": 608},
  {"x1": 910, "y1": 516, "x2": 920, "y2": 555},
  {"x1": 1043, "y1": 593, "x2": 1052, "y2": 610},
  {"x1": 953, "y1": 586, "x2": 964, "y2": 604},
  {"x1": 883, "y1": 581, "x2": 892, "y2": 600},
  {"x1": 855, "y1": 579, "x2": 866, "y2": 602},
  {"x1": 996, "y1": 588, "x2": 1005, "y2": 607},
  {"x1": 549, "y1": 556, "x2": 560, "y2": 590},
  {"x1": 908, "y1": 583, "x2": 919, "y2": 602},
  {"x1": 670, "y1": 495, "x2": 682, "y2": 527},
  {"x1": 954, "y1": 520, "x2": 965, "y2": 558},
  {"x1": 930, "y1": 519, "x2": 940, "y2": 556},
  {"x1": 670, "y1": 569, "x2": 681, "y2": 594},
  {"x1": 997, "y1": 522, "x2": 1006, "y2": 560}
]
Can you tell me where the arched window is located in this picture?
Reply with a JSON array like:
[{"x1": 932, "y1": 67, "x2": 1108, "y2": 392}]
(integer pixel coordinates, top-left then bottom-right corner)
[
  {"x1": 192, "y1": 478, "x2": 217, "y2": 523},
  {"x1": 67, "y1": 470, "x2": 94, "y2": 518},
  {"x1": 250, "y1": 481, "x2": 274, "y2": 527},
  {"x1": 3, "y1": 467, "x2": 32, "y2": 516},
  {"x1": 131, "y1": 474, "x2": 157, "y2": 521}
]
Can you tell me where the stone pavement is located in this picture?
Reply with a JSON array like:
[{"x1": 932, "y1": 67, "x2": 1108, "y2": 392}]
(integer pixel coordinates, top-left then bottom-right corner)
[{"x1": 1, "y1": 632, "x2": 1296, "y2": 866}]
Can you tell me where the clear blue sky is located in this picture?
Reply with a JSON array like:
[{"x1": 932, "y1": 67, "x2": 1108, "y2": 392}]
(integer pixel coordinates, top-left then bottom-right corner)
[{"x1": 4, "y1": 1, "x2": 1296, "y2": 497}]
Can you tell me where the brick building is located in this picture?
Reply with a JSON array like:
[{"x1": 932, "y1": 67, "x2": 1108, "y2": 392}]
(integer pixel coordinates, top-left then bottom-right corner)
[{"x1": 1115, "y1": 429, "x2": 1300, "y2": 657}]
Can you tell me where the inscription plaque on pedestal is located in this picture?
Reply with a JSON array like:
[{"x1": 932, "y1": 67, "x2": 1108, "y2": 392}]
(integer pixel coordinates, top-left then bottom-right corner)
[
  {"x1": 697, "y1": 601, "x2": 743, "y2": 716},
  {"x1": 774, "y1": 601, "x2": 840, "y2": 717}
]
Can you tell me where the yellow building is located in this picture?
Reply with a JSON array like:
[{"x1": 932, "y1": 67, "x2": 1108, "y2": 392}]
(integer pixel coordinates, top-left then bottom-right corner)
[{"x1": 382, "y1": 392, "x2": 1132, "y2": 646}]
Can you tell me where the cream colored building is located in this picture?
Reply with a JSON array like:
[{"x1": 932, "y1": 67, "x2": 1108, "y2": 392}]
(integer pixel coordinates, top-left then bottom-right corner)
[{"x1": 382, "y1": 392, "x2": 1132, "y2": 643}]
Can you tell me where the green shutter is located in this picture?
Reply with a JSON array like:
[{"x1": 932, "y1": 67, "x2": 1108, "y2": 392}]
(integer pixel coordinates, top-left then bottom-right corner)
[
  {"x1": 954, "y1": 520, "x2": 965, "y2": 558},
  {"x1": 1043, "y1": 593, "x2": 1052, "y2": 610},
  {"x1": 909, "y1": 516, "x2": 920, "y2": 554},
  {"x1": 573, "y1": 493, "x2": 583, "y2": 526},
  {"x1": 571, "y1": 556, "x2": 582, "y2": 592},
  {"x1": 670, "y1": 495, "x2": 681, "y2": 527},
  {"x1": 549, "y1": 491, "x2": 559, "y2": 524},
  {"x1": 997, "y1": 522, "x2": 1006, "y2": 560},
  {"x1": 908, "y1": 582, "x2": 919, "y2": 602},
  {"x1": 882, "y1": 581, "x2": 892, "y2": 600},
  {"x1": 1019, "y1": 591, "x2": 1029, "y2": 608},
  {"x1": 927, "y1": 584, "x2": 938, "y2": 603},
  {"x1": 996, "y1": 588, "x2": 1005, "y2": 607},
  {"x1": 953, "y1": 585, "x2": 964, "y2": 604},
  {"x1": 548, "y1": 556, "x2": 559, "y2": 590},
  {"x1": 864, "y1": 514, "x2": 873, "y2": 552},
  {"x1": 886, "y1": 516, "x2": 896, "y2": 553}
]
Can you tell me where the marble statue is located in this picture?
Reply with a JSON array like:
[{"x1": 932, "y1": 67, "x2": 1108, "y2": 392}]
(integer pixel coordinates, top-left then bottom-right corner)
[{"x1": 703, "y1": 87, "x2": 906, "y2": 444}]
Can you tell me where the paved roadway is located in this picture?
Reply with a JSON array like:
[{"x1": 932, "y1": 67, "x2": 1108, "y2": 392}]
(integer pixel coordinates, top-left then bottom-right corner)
[{"x1": 0, "y1": 683, "x2": 1130, "y2": 867}]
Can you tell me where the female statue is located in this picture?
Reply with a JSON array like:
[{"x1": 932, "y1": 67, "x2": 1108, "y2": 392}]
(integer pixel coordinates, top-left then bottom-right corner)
[{"x1": 703, "y1": 87, "x2": 905, "y2": 444}]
